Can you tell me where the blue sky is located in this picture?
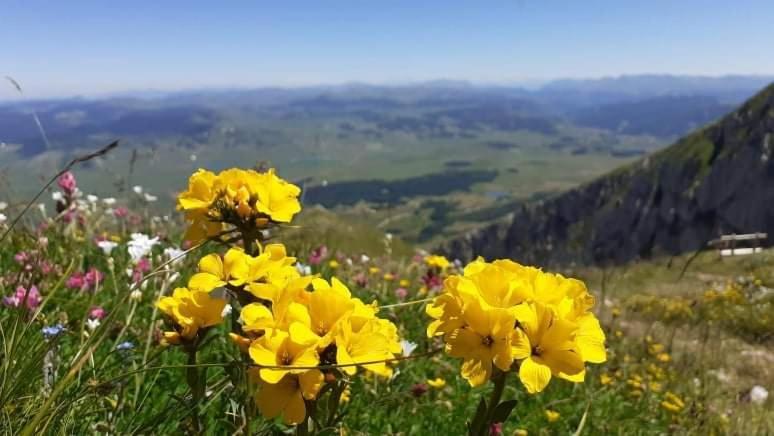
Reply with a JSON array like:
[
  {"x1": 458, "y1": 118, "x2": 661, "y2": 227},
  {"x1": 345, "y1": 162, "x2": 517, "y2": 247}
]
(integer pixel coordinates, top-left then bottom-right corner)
[{"x1": 2, "y1": 0, "x2": 774, "y2": 98}]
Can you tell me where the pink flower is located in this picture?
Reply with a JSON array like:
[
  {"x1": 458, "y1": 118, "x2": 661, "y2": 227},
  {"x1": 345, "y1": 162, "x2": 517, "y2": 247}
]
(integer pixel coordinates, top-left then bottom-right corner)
[
  {"x1": 308, "y1": 245, "x2": 329, "y2": 265},
  {"x1": 84, "y1": 268, "x2": 104, "y2": 289},
  {"x1": 39, "y1": 261, "x2": 54, "y2": 275},
  {"x1": 89, "y1": 306, "x2": 107, "y2": 320},
  {"x1": 422, "y1": 273, "x2": 443, "y2": 290},
  {"x1": 395, "y1": 287, "x2": 408, "y2": 300},
  {"x1": 489, "y1": 422, "x2": 503, "y2": 436},
  {"x1": 14, "y1": 251, "x2": 30, "y2": 265},
  {"x1": 57, "y1": 171, "x2": 77, "y2": 196},
  {"x1": 3, "y1": 285, "x2": 42, "y2": 310},
  {"x1": 131, "y1": 258, "x2": 152, "y2": 284},
  {"x1": 67, "y1": 272, "x2": 86, "y2": 290},
  {"x1": 114, "y1": 207, "x2": 129, "y2": 218},
  {"x1": 353, "y1": 272, "x2": 368, "y2": 288}
]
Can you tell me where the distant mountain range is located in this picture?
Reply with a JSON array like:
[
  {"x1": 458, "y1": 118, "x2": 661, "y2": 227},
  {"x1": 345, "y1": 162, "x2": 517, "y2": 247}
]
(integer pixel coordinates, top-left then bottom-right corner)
[
  {"x1": 1, "y1": 74, "x2": 771, "y2": 159},
  {"x1": 443, "y1": 81, "x2": 774, "y2": 265}
]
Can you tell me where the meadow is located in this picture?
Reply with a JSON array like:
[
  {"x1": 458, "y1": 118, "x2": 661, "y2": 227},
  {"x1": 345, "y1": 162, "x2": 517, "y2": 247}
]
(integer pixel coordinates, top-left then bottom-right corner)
[{"x1": 0, "y1": 165, "x2": 771, "y2": 435}]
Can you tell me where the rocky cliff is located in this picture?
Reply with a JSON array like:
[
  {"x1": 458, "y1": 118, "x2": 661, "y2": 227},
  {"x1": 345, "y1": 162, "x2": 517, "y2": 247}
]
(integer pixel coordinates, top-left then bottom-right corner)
[{"x1": 444, "y1": 83, "x2": 774, "y2": 266}]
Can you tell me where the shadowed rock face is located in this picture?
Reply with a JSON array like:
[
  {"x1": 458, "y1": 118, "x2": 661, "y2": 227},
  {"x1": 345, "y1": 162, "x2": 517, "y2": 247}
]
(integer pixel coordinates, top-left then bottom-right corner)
[{"x1": 443, "y1": 83, "x2": 774, "y2": 267}]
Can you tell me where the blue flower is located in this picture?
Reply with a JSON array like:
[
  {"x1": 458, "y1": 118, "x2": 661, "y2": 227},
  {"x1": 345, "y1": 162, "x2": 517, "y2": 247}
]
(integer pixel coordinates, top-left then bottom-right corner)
[
  {"x1": 42, "y1": 323, "x2": 65, "y2": 339},
  {"x1": 116, "y1": 341, "x2": 135, "y2": 351}
]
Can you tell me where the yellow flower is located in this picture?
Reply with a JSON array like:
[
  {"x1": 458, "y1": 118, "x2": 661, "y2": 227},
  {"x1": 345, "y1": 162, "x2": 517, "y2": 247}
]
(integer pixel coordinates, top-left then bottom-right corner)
[
  {"x1": 512, "y1": 302, "x2": 585, "y2": 393},
  {"x1": 254, "y1": 370, "x2": 323, "y2": 425},
  {"x1": 648, "y1": 343, "x2": 664, "y2": 355},
  {"x1": 335, "y1": 318, "x2": 397, "y2": 377},
  {"x1": 399, "y1": 279, "x2": 411, "y2": 287},
  {"x1": 661, "y1": 391, "x2": 685, "y2": 413},
  {"x1": 427, "y1": 377, "x2": 446, "y2": 389},
  {"x1": 656, "y1": 352, "x2": 671, "y2": 363},
  {"x1": 188, "y1": 248, "x2": 249, "y2": 292},
  {"x1": 177, "y1": 168, "x2": 217, "y2": 212},
  {"x1": 600, "y1": 373, "x2": 613, "y2": 385},
  {"x1": 425, "y1": 255, "x2": 450, "y2": 270},
  {"x1": 340, "y1": 386, "x2": 351, "y2": 403},
  {"x1": 514, "y1": 430, "x2": 528, "y2": 436},
  {"x1": 251, "y1": 169, "x2": 302, "y2": 223},
  {"x1": 545, "y1": 409, "x2": 560, "y2": 423},
  {"x1": 156, "y1": 287, "x2": 226, "y2": 339},
  {"x1": 369, "y1": 266, "x2": 381, "y2": 275},
  {"x1": 248, "y1": 329, "x2": 319, "y2": 383},
  {"x1": 329, "y1": 259, "x2": 340, "y2": 269},
  {"x1": 383, "y1": 272, "x2": 395, "y2": 281},
  {"x1": 288, "y1": 278, "x2": 355, "y2": 348},
  {"x1": 444, "y1": 297, "x2": 516, "y2": 386}
]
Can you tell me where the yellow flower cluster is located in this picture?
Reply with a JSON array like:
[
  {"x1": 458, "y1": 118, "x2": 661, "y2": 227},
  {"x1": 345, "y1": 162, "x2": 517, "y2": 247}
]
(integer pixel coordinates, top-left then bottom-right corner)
[
  {"x1": 244, "y1": 274, "x2": 401, "y2": 424},
  {"x1": 168, "y1": 243, "x2": 401, "y2": 425},
  {"x1": 426, "y1": 257, "x2": 606, "y2": 393},
  {"x1": 425, "y1": 254, "x2": 450, "y2": 271},
  {"x1": 177, "y1": 168, "x2": 301, "y2": 242}
]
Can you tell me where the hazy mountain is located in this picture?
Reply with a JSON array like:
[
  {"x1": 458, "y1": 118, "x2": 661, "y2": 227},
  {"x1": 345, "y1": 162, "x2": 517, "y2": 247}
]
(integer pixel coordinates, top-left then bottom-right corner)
[
  {"x1": 443, "y1": 81, "x2": 774, "y2": 265},
  {"x1": 539, "y1": 74, "x2": 774, "y2": 106},
  {"x1": 571, "y1": 95, "x2": 733, "y2": 136}
]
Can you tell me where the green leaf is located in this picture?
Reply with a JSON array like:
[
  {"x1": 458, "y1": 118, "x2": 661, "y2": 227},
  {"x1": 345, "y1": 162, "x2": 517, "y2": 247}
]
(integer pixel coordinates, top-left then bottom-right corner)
[
  {"x1": 491, "y1": 399, "x2": 518, "y2": 423},
  {"x1": 468, "y1": 397, "x2": 488, "y2": 436},
  {"x1": 572, "y1": 402, "x2": 591, "y2": 436}
]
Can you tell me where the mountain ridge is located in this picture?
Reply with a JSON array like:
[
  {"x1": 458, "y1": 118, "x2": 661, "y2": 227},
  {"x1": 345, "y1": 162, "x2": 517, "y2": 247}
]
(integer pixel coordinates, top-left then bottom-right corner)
[{"x1": 442, "y1": 82, "x2": 774, "y2": 266}]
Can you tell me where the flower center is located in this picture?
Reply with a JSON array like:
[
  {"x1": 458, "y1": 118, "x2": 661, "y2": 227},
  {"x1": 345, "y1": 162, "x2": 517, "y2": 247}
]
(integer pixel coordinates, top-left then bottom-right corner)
[{"x1": 481, "y1": 335, "x2": 494, "y2": 347}]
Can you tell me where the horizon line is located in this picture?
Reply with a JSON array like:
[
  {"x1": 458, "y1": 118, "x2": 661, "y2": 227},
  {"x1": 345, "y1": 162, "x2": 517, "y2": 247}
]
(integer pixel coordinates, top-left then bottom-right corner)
[{"x1": 3, "y1": 72, "x2": 774, "y2": 103}]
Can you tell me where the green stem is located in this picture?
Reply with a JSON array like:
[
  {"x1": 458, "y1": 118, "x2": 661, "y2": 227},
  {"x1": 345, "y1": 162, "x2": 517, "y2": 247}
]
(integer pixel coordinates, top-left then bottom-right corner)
[
  {"x1": 187, "y1": 347, "x2": 205, "y2": 434},
  {"x1": 481, "y1": 369, "x2": 508, "y2": 436}
]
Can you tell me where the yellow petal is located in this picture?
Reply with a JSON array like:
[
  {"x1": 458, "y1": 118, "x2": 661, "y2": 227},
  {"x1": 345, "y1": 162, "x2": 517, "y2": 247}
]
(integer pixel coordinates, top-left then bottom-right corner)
[
  {"x1": 282, "y1": 385, "x2": 306, "y2": 425},
  {"x1": 519, "y1": 356, "x2": 552, "y2": 393},
  {"x1": 461, "y1": 357, "x2": 492, "y2": 387},
  {"x1": 256, "y1": 376, "x2": 295, "y2": 420},
  {"x1": 575, "y1": 314, "x2": 607, "y2": 363},
  {"x1": 188, "y1": 272, "x2": 225, "y2": 292},
  {"x1": 298, "y1": 370, "x2": 324, "y2": 400},
  {"x1": 198, "y1": 254, "x2": 224, "y2": 278},
  {"x1": 511, "y1": 327, "x2": 532, "y2": 360}
]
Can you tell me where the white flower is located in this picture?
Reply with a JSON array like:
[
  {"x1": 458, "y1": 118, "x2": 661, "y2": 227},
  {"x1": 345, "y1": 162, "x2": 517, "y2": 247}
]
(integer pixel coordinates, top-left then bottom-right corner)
[
  {"x1": 295, "y1": 263, "x2": 312, "y2": 276},
  {"x1": 102, "y1": 197, "x2": 116, "y2": 206},
  {"x1": 51, "y1": 191, "x2": 64, "y2": 202},
  {"x1": 166, "y1": 272, "x2": 180, "y2": 284},
  {"x1": 127, "y1": 233, "x2": 159, "y2": 263},
  {"x1": 0, "y1": 213, "x2": 6, "y2": 225},
  {"x1": 400, "y1": 340, "x2": 418, "y2": 357},
  {"x1": 87, "y1": 194, "x2": 99, "y2": 203},
  {"x1": 164, "y1": 247, "x2": 186, "y2": 265},
  {"x1": 360, "y1": 254, "x2": 370, "y2": 263},
  {"x1": 385, "y1": 233, "x2": 393, "y2": 241},
  {"x1": 144, "y1": 193, "x2": 158, "y2": 202},
  {"x1": 0, "y1": 201, "x2": 6, "y2": 210},
  {"x1": 221, "y1": 304, "x2": 233, "y2": 318},
  {"x1": 129, "y1": 289, "x2": 143, "y2": 301},
  {"x1": 133, "y1": 185, "x2": 143, "y2": 195},
  {"x1": 97, "y1": 240, "x2": 119, "y2": 256},
  {"x1": 37, "y1": 203, "x2": 46, "y2": 217},
  {"x1": 750, "y1": 385, "x2": 769, "y2": 405},
  {"x1": 86, "y1": 318, "x2": 101, "y2": 331}
]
